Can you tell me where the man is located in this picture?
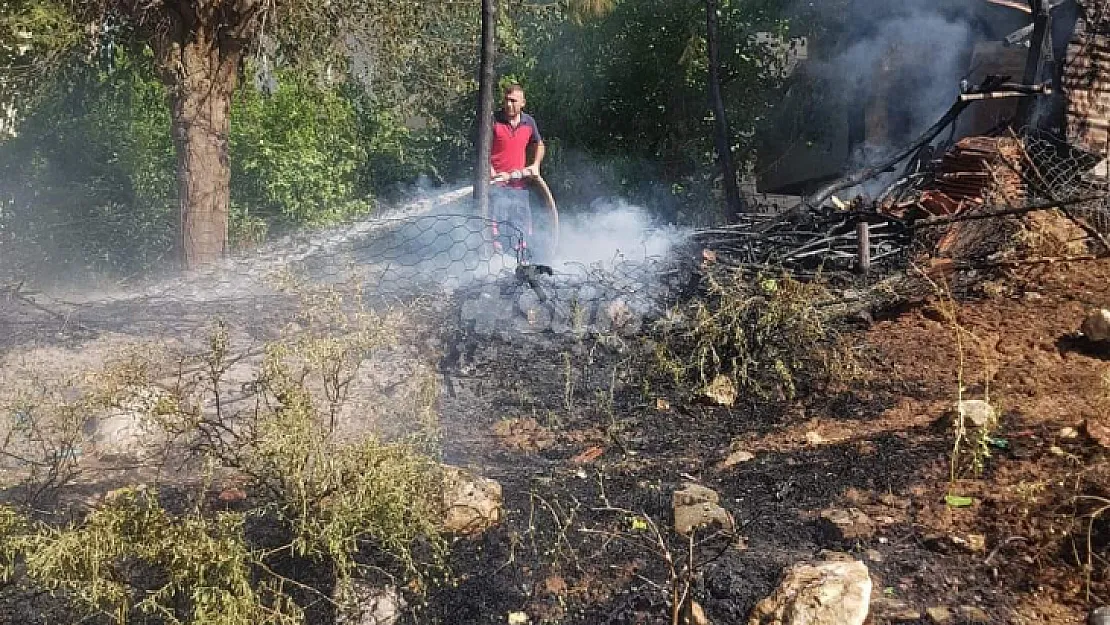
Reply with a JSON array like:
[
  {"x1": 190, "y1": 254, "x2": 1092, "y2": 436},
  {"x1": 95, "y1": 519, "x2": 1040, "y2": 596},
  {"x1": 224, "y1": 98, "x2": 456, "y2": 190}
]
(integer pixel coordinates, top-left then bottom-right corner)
[{"x1": 489, "y1": 83, "x2": 545, "y2": 255}]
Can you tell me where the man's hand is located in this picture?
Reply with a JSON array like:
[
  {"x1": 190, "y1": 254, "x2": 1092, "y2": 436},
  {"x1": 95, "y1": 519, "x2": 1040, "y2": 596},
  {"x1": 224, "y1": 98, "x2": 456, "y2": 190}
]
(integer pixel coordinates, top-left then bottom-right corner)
[{"x1": 523, "y1": 165, "x2": 540, "y2": 179}]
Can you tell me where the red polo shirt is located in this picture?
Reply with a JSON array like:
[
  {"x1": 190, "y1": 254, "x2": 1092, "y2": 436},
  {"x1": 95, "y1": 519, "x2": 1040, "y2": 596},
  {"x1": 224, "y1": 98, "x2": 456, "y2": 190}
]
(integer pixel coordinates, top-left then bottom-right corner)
[{"x1": 491, "y1": 111, "x2": 542, "y2": 189}]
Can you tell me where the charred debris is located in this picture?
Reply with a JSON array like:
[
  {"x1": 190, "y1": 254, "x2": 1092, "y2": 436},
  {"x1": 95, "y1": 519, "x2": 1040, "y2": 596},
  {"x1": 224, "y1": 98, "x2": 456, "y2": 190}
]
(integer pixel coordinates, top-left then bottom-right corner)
[{"x1": 693, "y1": 0, "x2": 1110, "y2": 293}]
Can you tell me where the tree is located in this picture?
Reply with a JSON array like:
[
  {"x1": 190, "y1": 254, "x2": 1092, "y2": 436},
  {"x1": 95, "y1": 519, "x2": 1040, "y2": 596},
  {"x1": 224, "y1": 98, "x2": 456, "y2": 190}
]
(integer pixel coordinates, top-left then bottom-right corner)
[
  {"x1": 1, "y1": 0, "x2": 458, "y2": 269},
  {"x1": 706, "y1": 0, "x2": 745, "y2": 215},
  {"x1": 474, "y1": 0, "x2": 497, "y2": 222}
]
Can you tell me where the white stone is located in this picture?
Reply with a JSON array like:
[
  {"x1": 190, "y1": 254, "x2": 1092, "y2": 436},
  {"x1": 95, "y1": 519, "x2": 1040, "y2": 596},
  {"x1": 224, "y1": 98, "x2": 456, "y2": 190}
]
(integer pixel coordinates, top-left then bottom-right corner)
[
  {"x1": 957, "y1": 400, "x2": 996, "y2": 428},
  {"x1": 442, "y1": 465, "x2": 503, "y2": 534},
  {"x1": 335, "y1": 582, "x2": 406, "y2": 625},
  {"x1": 1082, "y1": 309, "x2": 1110, "y2": 342},
  {"x1": 747, "y1": 558, "x2": 872, "y2": 625},
  {"x1": 88, "y1": 385, "x2": 171, "y2": 463}
]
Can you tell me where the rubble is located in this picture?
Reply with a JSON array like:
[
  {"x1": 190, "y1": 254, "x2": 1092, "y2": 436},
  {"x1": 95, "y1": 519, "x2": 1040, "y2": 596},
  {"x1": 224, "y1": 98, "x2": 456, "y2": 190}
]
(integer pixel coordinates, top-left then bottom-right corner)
[
  {"x1": 817, "y1": 507, "x2": 875, "y2": 542},
  {"x1": 672, "y1": 484, "x2": 733, "y2": 535},
  {"x1": 442, "y1": 466, "x2": 503, "y2": 535},
  {"x1": 957, "y1": 399, "x2": 997, "y2": 428},
  {"x1": 747, "y1": 556, "x2": 872, "y2": 625},
  {"x1": 1082, "y1": 308, "x2": 1110, "y2": 341}
]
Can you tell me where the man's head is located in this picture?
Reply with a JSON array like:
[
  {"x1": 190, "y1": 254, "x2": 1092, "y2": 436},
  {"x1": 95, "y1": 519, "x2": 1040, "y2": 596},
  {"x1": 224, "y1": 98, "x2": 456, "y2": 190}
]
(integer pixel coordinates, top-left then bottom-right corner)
[{"x1": 502, "y1": 84, "x2": 526, "y2": 120}]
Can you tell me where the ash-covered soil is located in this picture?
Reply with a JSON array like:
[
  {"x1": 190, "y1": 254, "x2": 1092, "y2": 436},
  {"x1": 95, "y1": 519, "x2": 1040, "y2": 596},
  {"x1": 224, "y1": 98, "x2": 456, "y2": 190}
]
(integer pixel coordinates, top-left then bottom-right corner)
[
  {"x1": 3, "y1": 199, "x2": 1110, "y2": 624},
  {"x1": 424, "y1": 257, "x2": 1110, "y2": 625}
]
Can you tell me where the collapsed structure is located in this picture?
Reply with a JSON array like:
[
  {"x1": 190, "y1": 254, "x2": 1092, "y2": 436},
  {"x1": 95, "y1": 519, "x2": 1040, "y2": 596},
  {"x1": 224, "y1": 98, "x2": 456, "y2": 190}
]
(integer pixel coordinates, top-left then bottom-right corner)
[{"x1": 708, "y1": 0, "x2": 1110, "y2": 276}]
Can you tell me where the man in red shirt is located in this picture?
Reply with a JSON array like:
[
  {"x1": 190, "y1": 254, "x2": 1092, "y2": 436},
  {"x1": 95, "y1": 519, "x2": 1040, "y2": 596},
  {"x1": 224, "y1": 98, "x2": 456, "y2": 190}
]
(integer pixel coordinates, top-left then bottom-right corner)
[{"x1": 489, "y1": 83, "x2": 545, "y2": 254}]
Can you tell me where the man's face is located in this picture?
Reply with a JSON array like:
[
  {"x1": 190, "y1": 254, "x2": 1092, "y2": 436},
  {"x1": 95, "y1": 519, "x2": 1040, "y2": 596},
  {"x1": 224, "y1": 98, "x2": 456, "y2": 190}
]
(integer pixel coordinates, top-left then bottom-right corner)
[{"x1": 502, "y1": 90, "x2": 525, "y2": 118}]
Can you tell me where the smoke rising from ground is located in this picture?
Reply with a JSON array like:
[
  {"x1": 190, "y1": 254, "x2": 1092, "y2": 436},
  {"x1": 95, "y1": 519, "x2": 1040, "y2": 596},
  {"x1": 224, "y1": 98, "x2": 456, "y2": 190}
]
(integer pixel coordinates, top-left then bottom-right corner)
[{"x1": 552, "y1": 199, "x2": 686, "y2": 271}]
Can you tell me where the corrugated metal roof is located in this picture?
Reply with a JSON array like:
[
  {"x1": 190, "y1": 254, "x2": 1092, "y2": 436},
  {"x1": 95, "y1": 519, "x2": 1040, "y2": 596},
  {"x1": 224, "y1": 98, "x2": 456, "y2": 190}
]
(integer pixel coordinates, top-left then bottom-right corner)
[{"x1": 1064, "y1": 0, "x2": 1110, "y2": 155}]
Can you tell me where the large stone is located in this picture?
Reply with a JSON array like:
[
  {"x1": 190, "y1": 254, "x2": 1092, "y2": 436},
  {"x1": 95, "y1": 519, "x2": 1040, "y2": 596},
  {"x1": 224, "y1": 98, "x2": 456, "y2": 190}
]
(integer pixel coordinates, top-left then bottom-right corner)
[
  {"x1": 1082, "y1": 309, "x2": 1110, "y2": 342},
  {"x1": 673, "y1": 484, "x2": 733, "y2": 535},
  {"x1": 442, "y1": 466, "x2": 503, "y2": 534},
  {"x1": 335, "y1": 582, "x2": 406, "y2": 625},
  {"x1": 956, "y1": 400, "x2": 996, "y2": 428},
  {"x1": 748, "y1": 557, "x2": 872, "y2": 625},
  {"x1": 88, "y1": 385, "x2": 171, "y2": 463}
]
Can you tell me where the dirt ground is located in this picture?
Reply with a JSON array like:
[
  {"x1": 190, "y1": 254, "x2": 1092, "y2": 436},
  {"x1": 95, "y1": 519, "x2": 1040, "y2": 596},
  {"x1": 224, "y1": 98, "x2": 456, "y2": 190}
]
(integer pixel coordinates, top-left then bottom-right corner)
[
  {"x1": 427, "y1": 256, "x2": 1110, "y2": 624},
  {"x1": 4, "y1": 230, "x2": 1110, "y2": 624}
]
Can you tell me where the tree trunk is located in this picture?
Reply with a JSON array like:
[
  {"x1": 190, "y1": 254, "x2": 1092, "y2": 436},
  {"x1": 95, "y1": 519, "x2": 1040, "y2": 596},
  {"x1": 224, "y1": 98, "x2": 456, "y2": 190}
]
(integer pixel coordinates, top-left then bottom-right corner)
[
  {"x1": 706, "y1": 0, "x2": 746, "y2": 215},
  {"x1": 474, "y1": 0, "x2": 497, "y2": 221},
  {"x1": 165, "y1": 35, "x2": 239, "y2": 269}
]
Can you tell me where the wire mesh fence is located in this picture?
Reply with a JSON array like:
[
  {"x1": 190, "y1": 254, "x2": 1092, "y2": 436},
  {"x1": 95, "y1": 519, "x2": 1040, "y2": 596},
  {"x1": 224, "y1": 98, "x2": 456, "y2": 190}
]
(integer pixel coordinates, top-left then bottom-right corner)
[
  {"x1": 1015, "y1": 128, "x2": 1110, "y2": 233},
  {"x1": 0, "y1": 186, "x2": 684, "y2": 358}
]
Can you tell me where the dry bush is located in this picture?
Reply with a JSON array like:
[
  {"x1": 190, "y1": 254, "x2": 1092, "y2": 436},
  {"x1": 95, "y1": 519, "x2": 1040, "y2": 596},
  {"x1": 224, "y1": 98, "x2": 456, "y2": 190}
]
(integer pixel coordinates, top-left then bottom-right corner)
[
  {"x1": 655, "y1": 268, "x2": 857, "y2": 401},
  {"x1": 0, "y1": 286, "x2": 448, "y2": 623}
]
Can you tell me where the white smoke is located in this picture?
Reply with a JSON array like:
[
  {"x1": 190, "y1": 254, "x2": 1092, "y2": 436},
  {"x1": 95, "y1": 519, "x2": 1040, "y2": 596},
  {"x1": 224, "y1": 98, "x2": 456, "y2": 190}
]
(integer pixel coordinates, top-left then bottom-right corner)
[
  {"x1": 826, "y1": 11, "x2": 972, "y2": 145},
  {"x1": 552, "y1": 199, "x2": 687, "y2": 270}
]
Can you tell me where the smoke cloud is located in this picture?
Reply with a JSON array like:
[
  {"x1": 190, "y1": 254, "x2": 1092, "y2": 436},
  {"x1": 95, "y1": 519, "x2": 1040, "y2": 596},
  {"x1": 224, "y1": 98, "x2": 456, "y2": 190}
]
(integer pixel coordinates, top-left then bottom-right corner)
[
  {"x1": 829, "y1": 12, "x2": 972, "y2": 146},
  {"x1": 552, "y1": 199, "x2": 686, "y2": 270}
]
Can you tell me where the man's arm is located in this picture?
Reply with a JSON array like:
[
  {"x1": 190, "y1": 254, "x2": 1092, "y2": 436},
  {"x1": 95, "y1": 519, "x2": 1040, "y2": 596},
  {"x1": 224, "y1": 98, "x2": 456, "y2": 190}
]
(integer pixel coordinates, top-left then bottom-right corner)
[{"x1": 529, "y1": 141, "x2": 546, "y2": 172}]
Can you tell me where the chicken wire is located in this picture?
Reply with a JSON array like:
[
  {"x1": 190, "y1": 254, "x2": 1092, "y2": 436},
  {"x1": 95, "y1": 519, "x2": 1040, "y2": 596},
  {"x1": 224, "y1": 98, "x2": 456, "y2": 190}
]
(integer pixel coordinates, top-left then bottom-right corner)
[
  {"x1": 1015, "y1": 128, "x2": 1110, "y2": 233},
  {"x1": 1, "y1": 204, "x2": 679, "y2": 354}
]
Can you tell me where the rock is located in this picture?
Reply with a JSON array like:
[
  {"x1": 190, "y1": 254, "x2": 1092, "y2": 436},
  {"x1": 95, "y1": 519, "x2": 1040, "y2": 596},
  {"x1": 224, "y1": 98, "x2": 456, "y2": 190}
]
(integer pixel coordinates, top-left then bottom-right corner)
[
  {"x1": 747, "y1": 557, "x2": 871, "y2": 625},
  {"x1": 1082, "y1": 309, "x2": 1110, "y2": 342},
  {"x1": 442, "y1": 466, "x2": 503, "y2": 534},
  {"x1": 959, "y1": 606, "x2": 990, "y2": 623},
  {"x1": 871, "y1": 598, "x2": 921, "y2": 622},
  {"x1": 687, "y1": 600, "x2": 710, "y2": 625},
  {"x1": 818, "y1": 508, "x2": 875, "y2": 542},
  {"x1": 926, "y1": 606, "x2": 953, "y2": 623},
  {"x1": 1060, "y1": 426, "x2": 1080, "y2": 439},
  {"x1": 1085, "y1": 419, "x2": 1110, "y2": 449},
  {"x1": 704, "y1": 375, "x2": 737, "y2": 407},
  {"x1": 88, "y1": 386, "x2": 171, "y2": 463},
  {"x1": 673, "y1": 484, "x2": 734, "y2": 535},
  {"x1": 864, "y1": 549, "x2": 884, "y2": 563},
  {"x1": 716, "y1": 450, "x2": 755, "y2": 471},
  {"x1": 507, "y1": 612, "x2": 530, "y2": 625},
  {"x1": 1090, "y1": 606, "x2": 1110, "y2": 625},
  {"x1": 335, "y1": 582, "x2": 406, "y2": 625},
  {"x1": 962, "y1": 534, "x2": 986, "y2": 552},
  {"x1": 957, "y1": 400, "x2": 996, "y2": 428}
]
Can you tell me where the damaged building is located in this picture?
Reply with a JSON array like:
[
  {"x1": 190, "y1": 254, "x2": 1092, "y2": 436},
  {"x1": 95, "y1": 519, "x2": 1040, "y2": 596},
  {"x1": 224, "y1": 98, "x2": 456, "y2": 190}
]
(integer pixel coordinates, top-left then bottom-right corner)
[{"x1": 756, "y1": 0, "x2": 1110, "y2": 198}]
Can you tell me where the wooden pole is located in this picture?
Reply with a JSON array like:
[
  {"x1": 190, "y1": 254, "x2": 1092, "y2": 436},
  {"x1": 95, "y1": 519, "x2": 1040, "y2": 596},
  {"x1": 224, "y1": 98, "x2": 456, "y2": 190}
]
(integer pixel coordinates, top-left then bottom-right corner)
[
  {"x1": 706, "y1": 0, "x2": 746, "y2": 216},
  {"x1": 474, "y1": 0, "x2": 497, "y2": 224},
  {"x1": 856, "y1": 220, "x2": 871, "y2": 275}
]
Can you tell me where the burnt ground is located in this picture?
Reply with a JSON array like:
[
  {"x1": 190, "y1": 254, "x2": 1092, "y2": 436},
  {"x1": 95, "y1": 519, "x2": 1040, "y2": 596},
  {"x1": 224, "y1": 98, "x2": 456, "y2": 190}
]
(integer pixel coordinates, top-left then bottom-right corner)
[
  {"x1": 3, "y1": 229, "x2": 1110, "y2": 624},
  {"x1": 423, "y1": 257, "x2": 1110, "y2": 624}
]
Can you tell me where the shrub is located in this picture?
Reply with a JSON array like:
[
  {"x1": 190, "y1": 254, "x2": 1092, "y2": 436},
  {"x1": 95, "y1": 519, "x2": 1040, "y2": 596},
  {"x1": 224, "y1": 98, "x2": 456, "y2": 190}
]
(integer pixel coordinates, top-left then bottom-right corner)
[{"x1": 656, "y1": 268, "x2": 857, "y2": 400}]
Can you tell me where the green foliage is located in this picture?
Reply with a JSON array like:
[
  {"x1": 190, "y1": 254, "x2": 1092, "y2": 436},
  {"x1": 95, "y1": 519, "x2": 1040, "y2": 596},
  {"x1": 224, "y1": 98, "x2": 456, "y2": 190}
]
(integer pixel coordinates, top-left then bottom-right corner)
[
  {"x1": 0, "y1": 49, "x2": 176, "y2": 276},
  {"x1": 0, "y1": 292, "x2": 448, "y2": 624},
  {"x1": 656, "y1": 269, "x2": 857, "y2": 400},
  {"x1": 16, "y1": 491, "x2": 298, "y2": 624},
  {"x1": 230, "y1": 70, "x2": 371, "y2": 240},
  {"x1": 0, "y1": 53, "x2": 431, "y2": 276},
  {"x1": 503, "y1": 0, "x2": 793, "y2": 218}
]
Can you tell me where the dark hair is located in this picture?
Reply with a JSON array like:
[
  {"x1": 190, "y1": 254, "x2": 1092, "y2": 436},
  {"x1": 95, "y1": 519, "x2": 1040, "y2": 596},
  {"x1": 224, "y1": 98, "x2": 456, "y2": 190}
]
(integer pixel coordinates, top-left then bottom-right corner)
[{"x1": 505, "y1": 83, "x2": 525, "y2": 96}]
